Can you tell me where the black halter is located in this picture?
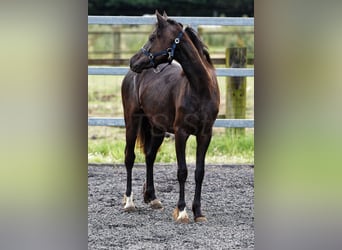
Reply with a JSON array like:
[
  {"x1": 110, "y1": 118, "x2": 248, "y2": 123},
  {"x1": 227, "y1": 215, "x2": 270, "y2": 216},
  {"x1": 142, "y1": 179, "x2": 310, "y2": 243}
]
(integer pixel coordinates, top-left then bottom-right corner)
[{"x1": 141, "y1": 31, "x2": 183, "y2": 67}]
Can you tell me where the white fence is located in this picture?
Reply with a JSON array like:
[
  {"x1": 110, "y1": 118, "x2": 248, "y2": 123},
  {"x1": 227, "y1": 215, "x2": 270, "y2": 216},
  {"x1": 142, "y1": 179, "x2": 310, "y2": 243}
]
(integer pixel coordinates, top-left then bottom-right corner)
[{"x1": 88, "y1": 16, "x2": 254, "y2": 128}]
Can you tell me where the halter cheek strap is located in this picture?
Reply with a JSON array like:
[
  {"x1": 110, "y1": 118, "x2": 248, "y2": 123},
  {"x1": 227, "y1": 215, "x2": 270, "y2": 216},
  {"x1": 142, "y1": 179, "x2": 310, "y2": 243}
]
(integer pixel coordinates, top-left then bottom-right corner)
[{"x1": 141, "y1": 31, "x2": 183, "y2": 67}]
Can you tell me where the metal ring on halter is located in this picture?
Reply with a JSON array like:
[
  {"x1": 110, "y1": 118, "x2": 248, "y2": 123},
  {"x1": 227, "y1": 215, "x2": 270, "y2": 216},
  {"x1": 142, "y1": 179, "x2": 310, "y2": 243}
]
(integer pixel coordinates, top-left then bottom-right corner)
[
  {"x1": 166, "y1": 48, "x2": 173, "y2": 61},
  {"x1": 141, "y1": 31, "x2": 183, "y2": 66},
  {"x1": 153, "y1": 65, "x2": 161, "y2": 73}
]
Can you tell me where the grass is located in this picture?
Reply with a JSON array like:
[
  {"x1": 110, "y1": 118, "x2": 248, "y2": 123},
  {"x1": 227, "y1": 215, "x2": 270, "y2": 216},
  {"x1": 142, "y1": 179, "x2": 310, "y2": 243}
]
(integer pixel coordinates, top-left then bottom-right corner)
[{"x1": 88, "y1": 127, "x2": 254, "y2": 164}]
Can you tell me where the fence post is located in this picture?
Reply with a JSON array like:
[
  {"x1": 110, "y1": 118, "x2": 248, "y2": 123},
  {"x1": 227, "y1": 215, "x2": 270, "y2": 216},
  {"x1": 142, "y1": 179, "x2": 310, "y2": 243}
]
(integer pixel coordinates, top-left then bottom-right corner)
[
  {"x1": 226, "y1": 47, "x2": 247, "y2": 136},
  {"x1": 112, "y1": 26, "x2": 121, "y2": 59}
]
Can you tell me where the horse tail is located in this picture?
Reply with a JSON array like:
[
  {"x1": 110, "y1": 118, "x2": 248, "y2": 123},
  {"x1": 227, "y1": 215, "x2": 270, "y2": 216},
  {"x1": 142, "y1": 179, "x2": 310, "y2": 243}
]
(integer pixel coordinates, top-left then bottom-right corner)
[{"x1": 137, "y1": 115, "x2": 151, "y2": 155}]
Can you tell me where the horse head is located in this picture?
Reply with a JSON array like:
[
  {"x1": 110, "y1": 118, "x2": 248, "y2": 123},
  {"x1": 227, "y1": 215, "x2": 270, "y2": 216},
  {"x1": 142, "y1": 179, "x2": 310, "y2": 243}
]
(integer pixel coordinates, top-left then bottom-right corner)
[{"x1": 130, "y1": 11, "x2": 183, "y2": 73}]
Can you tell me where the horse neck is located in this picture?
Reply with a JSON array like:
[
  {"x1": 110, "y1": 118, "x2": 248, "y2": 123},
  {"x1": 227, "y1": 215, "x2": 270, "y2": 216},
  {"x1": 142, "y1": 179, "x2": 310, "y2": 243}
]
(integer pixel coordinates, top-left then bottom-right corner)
[{"x1": 175, "y1": 38, "x2": 213, "y2": 94}]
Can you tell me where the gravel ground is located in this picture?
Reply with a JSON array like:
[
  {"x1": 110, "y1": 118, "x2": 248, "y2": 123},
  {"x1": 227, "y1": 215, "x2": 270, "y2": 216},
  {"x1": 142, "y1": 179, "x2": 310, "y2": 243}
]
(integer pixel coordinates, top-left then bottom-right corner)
[{"x1": 88, "y1": 163, "x2": 254, "y2": 249}]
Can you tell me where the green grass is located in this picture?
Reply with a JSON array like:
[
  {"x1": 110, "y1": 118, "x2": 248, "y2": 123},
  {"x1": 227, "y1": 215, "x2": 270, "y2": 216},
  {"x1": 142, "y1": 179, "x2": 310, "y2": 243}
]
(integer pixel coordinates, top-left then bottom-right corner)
[{"x1": 88, "y1": 127, "x2": 254, "y2": 164}]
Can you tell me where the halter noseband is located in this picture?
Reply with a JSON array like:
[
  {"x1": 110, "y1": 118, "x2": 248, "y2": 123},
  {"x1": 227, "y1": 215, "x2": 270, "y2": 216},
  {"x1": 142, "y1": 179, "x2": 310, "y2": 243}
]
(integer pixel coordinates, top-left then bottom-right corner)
[{"x1": 141, "y1": 31, "x2": 183, "y2": 67}]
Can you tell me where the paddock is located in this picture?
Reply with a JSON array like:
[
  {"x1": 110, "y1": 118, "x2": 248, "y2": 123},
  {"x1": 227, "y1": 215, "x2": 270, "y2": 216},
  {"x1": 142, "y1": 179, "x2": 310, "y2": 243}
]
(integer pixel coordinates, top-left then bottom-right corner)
[
  {"x1": 88, "y1": 163, "x2": 254, "y2": 249},
  {"x1": 88, "y1": 15, "x2": 254, "y2": 249}
]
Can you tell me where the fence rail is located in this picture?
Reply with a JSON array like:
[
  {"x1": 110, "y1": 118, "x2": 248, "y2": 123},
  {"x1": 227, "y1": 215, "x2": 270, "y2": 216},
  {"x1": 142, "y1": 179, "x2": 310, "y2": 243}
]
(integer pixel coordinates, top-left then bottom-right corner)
[
  {"x1": 88, "y1": 58, "x2": 255, "y2": 66},
  {"x1": 88, "y1": 66, "x2": 254, "y2": 77},
  {"x1": 88, "y1": 16, "x2": 254, "y2": 26},
  {"x1": 88, "y1": 16, "x2": 254, "y2": 128},
  {"x1": 88, "y1": 117, "x2": 254, "y2": 128}
]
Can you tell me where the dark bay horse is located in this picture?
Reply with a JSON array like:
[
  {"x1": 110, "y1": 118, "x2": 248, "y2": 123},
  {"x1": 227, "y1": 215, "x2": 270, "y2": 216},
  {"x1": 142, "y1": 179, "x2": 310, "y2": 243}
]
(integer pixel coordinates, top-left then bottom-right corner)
[{"x1": 121, "y1": 11, "x2": 220, "y2": 223}]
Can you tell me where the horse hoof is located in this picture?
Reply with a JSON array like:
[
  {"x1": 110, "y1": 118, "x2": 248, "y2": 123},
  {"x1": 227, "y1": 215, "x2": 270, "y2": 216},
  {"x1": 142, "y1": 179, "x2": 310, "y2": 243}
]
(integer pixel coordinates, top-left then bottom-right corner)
[
  {"x1": 150, "y1": 199, "x2": 163, "y2": 209},
  {"x1": 123, "y1": 193, "x2": 136, "y2": 212},
  {"x1": 124, "y1": 205, "x2": 136, "y2": 212},
  {"x1": 194, "y1": 216, "x2": 207, "y2": 223},
  {"x1": 173, "y1": 207, "x2": 189, "y2": 223}
]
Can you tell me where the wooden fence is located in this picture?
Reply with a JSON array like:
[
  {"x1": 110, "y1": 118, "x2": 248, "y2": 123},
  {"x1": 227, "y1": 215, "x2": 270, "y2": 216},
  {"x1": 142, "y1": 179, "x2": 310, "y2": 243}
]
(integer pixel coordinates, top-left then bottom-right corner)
[
  {"x1": 88, "y1": 29, "x2": 254, "y2": 65},
  {"x1": 88, "y1": 16, "x2": 254, "y2": 128}
]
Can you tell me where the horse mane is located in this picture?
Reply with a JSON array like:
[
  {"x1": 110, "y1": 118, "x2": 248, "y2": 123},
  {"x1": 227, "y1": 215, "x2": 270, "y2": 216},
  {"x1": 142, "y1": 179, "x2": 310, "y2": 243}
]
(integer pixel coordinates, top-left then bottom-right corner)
[
  {"x1": 166, "y1": 19, "x2": 182, "y2": 27},
  {"x1": 184, "y1": 26, "x2": 213, "y2": 66},
  {"x1": 164, "y1": 18, "x2": 213, "y2": 66}
]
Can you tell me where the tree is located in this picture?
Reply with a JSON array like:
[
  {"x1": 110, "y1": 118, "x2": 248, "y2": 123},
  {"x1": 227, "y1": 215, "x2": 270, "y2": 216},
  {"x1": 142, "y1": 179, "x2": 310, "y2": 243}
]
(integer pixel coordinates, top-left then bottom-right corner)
[{"x1": 88, "y1": 0, "x2": 254, "y2": 17}]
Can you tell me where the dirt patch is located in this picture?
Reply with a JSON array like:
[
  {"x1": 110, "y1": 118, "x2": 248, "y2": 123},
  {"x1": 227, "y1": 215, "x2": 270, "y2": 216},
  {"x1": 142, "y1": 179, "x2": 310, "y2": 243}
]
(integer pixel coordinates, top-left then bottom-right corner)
[{"x1": 88, "y1": 164, "x2": 254, "y2": 249}]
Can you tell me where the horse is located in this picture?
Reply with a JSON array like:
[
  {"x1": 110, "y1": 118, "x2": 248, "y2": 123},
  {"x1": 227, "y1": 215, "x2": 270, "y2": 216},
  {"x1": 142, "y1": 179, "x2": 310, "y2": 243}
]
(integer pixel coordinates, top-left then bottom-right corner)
[{"x1": 121, "y1": 11, "x2": 220, "y2": 223}]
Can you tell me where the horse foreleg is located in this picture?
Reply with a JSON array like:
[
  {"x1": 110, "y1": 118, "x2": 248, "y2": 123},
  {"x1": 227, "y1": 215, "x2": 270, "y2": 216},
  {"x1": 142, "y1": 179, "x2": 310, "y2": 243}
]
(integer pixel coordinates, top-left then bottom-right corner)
[
  {"x1": 192, "y1": 132, "x2": 212, "y2": 222},
  {"x1": 173, "y1": 128, "x2": 190, "y2": 223},
  {"x1": 144, "y1": 131, "x2": 164, "y2": 209},
  {"x1": 123, "y1": 124, "x2": 138, "y2": 212}
]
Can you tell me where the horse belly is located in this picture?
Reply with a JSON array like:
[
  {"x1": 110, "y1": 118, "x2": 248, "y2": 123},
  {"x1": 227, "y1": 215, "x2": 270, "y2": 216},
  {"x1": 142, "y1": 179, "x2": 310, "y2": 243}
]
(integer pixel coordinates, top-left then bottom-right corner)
[{"x1": 143, "y1": 105, "x2": 175, "y2": 133}]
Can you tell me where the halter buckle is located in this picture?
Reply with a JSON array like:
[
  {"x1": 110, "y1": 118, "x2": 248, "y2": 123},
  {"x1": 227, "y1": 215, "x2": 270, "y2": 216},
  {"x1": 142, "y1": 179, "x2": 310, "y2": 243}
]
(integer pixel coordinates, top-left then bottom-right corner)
[
  {"x1": 141, "y1": 31, "x2": 182, "y2": 66},
  {"x1": 166, "y1": 48, "x2": 173, "y2": 61}
]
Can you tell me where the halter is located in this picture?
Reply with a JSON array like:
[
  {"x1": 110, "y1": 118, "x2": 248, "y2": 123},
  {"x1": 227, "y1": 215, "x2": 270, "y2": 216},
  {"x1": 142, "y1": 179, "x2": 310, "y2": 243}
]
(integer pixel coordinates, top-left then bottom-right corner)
[{"x1": 141, "y1": 31, "x2": 183, "y2": 67}]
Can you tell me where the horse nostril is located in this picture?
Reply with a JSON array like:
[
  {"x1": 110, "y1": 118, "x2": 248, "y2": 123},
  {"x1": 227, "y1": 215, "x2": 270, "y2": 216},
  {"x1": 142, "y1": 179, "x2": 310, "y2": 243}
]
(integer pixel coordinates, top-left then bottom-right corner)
[
  {"x1": 130, "y1": 62, "x2": 141, "y2": 73},
  {"x1": 129, "y1": 61, "x2": 136, "y2": 71}
]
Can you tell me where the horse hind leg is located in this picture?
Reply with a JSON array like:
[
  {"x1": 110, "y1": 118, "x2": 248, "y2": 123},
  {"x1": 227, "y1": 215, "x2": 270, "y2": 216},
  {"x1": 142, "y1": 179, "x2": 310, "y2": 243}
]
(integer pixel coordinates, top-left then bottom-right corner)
[
  {"x1": 192, "y1": 133, "x2": 212, "y2": 222},
  {"x1": 143, "y1": 129, "x2": 164, "y2": 209}
]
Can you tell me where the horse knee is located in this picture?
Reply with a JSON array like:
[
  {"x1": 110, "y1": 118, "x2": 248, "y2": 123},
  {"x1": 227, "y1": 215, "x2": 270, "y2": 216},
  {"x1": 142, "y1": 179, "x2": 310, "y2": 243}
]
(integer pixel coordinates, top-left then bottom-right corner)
[
  {"x1": 195, "y1": 168, "x2": 205, "y2": 182},
  {"x1": 145, "y1": 152, "x2": 156, "y2": 166},
  {"x1": 125, "y1": 152, "x2": 135, "y2": 168}
]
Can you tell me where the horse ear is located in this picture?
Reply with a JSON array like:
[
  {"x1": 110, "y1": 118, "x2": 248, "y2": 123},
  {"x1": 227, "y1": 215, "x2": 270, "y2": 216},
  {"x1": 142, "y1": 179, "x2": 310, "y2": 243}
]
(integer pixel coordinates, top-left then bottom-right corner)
[
  {"x1": 163, "y1": 11, "x2": 168, "y2": 19},
  {"x1": 156, "y1": 10, "x2": 166, "y2": 28}
]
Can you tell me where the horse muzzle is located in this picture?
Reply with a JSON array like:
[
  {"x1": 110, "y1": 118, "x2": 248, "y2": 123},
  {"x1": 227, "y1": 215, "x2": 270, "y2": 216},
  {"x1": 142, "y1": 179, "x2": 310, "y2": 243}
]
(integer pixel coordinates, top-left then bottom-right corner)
[{"x1": 130, "y1": 53, "x2": 153, "y2": 73}]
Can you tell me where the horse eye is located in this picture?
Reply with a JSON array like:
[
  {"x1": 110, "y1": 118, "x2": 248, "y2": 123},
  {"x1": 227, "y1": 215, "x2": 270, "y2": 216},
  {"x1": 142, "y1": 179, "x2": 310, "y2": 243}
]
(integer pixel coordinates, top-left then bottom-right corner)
[{"x1": 149, "y1": 36, "x2": 155, "y2": 42}]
